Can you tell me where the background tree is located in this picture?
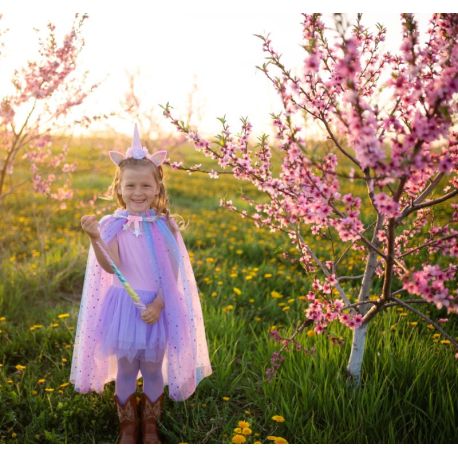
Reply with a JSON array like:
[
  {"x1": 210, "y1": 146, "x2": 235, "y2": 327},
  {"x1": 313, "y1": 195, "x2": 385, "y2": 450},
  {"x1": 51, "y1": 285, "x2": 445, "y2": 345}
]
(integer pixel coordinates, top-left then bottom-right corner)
[{"x1": 0, "y1": 13, "x2": 102, "y2": 206}]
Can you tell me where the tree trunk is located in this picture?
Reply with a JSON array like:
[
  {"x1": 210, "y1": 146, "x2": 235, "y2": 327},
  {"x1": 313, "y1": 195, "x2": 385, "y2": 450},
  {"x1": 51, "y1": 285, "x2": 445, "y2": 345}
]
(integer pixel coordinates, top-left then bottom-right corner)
[
  {"x1": 346, "y1": 215, "x2": 384, "y2": 385},
  {"x1": 346, "y1": 322, "x2": 369, "y2": 385}
]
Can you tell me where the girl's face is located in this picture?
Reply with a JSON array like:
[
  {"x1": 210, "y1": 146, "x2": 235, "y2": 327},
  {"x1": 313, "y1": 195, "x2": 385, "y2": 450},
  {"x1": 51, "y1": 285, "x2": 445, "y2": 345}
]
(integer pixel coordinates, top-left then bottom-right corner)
[{"x1": 118, "y1": 166, "x2": 159, "y2": 214}]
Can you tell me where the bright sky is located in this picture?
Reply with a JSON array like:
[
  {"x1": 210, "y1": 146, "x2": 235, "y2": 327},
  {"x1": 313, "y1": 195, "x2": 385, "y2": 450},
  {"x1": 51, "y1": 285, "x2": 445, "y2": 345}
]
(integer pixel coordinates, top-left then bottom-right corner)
[{"x1": 0, "y1": 1, "x2": 455, "y2": 140}]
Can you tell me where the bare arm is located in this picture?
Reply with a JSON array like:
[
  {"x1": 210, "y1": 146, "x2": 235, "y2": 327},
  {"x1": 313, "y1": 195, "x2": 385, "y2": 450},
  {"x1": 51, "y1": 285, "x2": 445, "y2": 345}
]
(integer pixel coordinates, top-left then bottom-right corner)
[
  {"x1": 90, "y1": 235, "x2": 120, "y2": 274},
  {"x1": 81, "y1": 215, "x2": 120, "y2": 273}
]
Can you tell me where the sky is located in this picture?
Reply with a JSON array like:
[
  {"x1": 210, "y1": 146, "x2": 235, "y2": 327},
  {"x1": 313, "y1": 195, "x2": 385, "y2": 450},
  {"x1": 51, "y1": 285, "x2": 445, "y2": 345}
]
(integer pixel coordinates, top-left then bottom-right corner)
[{"x1": 0, "y1": 1, "x2": 455, "y2": 140}]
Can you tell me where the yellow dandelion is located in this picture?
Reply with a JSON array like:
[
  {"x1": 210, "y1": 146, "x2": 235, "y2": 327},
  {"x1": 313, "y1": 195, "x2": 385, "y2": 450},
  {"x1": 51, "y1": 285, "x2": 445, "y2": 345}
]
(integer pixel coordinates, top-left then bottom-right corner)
[
  {"x1": 59, "y1": 382, "x2": 70, "y2": 389},
  {"x1": 15, "y1": 364, "x2": 26, "y2": 371},
  {"x1": 408, "y1": 321, "x2": 418, "y2": 327},
  {"x1": 254, "y1": 441, "x2": 262, "y2": 444},
  {"x1": 267, "y1": 436, "x2": 278, "y2": 441},
  {"x1": 282, "y1": 306, "x2": 290, "y2": 312},
  {"x1": 307, "y1": 329, "x2": 316, "y2": 337},
  {"x1": 399, "y1": 312, "x2": 408, "y2": 317},
  {"x1": 232, "y1": 434, "x2": 246, "y2": 444},
  {"x1": 245, "y1": 275, "x2": 253, "y2": 280},
  {"x1": 0, "y1": 316, "x2": 6, "y2": 322},
  {"x1": 7, "y1": 379, "x2": 13, "y2": 384},
  {"x1": 222, "y1": 396, "x2": 230, "y2": 401},
  {"x1": 426, "y1": 324, "x2": 434, "y2": 330},
  {"x1": 31, "y1": 390, "x2": 38, "y2": 395},
  {"x1": 223, "y1": 305, "x2": 234, "y2": 313},
  {"x1": 233, "y1": 427, "x2": 242, "y2": 434},
  {"x1": 242, "y1": 427, "x2": 252, "y2": 435},
  {"x1": 235, "y1": 249, "x2": 243, "y2": 255},
  {"x1": 50, "y1": 323, "x2": 59, "y2": 328},
  {"x1": 272, "y1": 415, "x2": 285, "y2": 423},
  {"x1": 238, "y1": 420, "x2": 250, "y2": 428},
  {"x1": 61, "y1": 358, "x2": 68, "y2": 363},
  {"x1": 264, "y1": 273, "x2": 272, "y2": 278},
  {"x1": 271, "y1": 291, "x2": 283, "y2": 299},
  {"x1": 30, "y1": 324, "x2": 44, "y2": 331},
  {"x1": 37, "y1": 379, "x2": 46, "y2": 384},
  {"x1": 432, "y1": 333, "x2": 441, "y2": 339},
  {"x1": 57, "y1": 313, "x2": 70, "y2": 319},
  {"x1": 274, "y1": 437, "x2": 288, "y2": 444},
  {"x1": 440, "y1": 339, "x2": 451, "y2": 345},
  {"x1": 233, "y1": 287, "x2": 242, "y2": 296},
  {"x1": 45, "y1": 388, "x2": 55, "y2": 393}
]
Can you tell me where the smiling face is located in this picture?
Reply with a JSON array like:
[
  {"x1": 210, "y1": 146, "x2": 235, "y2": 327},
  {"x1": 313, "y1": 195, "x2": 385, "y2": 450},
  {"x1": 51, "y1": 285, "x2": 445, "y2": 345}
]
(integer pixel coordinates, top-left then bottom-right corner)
[{"x1": 117, "y1": 165, "x2": 159, "y2": 214}]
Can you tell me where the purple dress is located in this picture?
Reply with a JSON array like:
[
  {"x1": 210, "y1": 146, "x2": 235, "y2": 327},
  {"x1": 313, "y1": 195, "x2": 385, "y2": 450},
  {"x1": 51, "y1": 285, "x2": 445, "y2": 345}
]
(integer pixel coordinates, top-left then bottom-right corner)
[
  {"x1": 94, "y1": 224, "x2": 167, "y2": 363},
  {"x1": 70, "y1": 208, "x2": 213, "y2": 400}
]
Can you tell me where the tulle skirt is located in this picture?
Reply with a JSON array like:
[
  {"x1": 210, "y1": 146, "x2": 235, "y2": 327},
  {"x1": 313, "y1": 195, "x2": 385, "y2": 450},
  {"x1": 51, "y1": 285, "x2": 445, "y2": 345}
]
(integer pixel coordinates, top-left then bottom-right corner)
[{"x1": 95, "y1": 286, "x2": 167, "y2": 363}]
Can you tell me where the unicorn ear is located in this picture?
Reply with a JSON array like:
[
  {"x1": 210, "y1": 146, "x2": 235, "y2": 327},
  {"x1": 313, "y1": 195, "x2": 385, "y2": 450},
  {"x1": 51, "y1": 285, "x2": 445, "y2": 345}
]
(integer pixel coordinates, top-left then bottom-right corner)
[
  {"x1": 109, "y1": 151, "x2": 125, "y2": 165},
  {"x1": 148, "y1": 150, "x2": 168, "y2": 166}
]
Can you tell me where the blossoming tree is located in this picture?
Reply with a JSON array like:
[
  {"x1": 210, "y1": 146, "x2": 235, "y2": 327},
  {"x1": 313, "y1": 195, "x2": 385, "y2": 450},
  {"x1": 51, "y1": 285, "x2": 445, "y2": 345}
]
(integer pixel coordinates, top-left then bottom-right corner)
[
  {"x1": 162, "y1": 13, "x2": 458, "y2": 384},
  {"x1": 0, "y1": 13, "x2": 100, "y2": 205}
]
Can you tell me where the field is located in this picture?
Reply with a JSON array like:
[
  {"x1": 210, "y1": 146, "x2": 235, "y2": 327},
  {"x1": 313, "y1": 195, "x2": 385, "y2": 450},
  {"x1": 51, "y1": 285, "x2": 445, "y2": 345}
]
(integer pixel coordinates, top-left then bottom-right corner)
[{"x1": 0, "y1": 136, "x2": 457, "y2": 444}]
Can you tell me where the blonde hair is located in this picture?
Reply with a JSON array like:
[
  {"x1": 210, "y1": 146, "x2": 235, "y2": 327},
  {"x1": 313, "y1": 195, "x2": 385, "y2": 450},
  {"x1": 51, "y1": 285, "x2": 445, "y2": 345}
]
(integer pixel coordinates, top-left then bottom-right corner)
[{"x1": 101, "y1": 158, "x2": 187, "y2": 232}]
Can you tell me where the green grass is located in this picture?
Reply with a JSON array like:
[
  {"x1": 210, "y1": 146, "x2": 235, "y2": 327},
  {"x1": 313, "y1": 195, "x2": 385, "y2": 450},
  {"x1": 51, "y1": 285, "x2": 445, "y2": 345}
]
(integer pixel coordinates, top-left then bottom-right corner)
[{"x1": 0, "y1": 137, "x2": 457, "y2": 443}]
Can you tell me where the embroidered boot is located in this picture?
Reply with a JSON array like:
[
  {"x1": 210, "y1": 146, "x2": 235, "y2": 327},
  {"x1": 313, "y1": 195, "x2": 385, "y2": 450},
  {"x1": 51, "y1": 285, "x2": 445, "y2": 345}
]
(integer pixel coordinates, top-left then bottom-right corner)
[
  {"x1": 114, "y1": 393, "x2": 140, "y2": 444},
  {"x1": 140, "y1": 392, "x2": 164, "y2": 444}
]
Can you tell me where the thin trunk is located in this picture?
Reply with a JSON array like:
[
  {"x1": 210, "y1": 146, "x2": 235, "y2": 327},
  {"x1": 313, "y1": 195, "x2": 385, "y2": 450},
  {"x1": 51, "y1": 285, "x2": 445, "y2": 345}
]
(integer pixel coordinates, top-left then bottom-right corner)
[{"x1": 346, "y1": 215, "x2": 384, "y2": 385}]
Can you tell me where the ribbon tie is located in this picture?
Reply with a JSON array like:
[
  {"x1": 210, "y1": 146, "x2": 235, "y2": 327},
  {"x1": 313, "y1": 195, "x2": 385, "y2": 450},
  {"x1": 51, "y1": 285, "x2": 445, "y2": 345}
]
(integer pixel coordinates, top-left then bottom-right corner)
[{"x1": 121, "y1": 214, "x2": 160, "y2": 237}]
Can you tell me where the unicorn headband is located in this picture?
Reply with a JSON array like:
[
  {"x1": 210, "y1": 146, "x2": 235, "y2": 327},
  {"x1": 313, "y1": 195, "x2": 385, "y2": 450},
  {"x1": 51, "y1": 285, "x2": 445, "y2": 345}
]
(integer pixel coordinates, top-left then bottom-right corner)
[{"x1": 108, "y1": 123, "x2": 168, "y2": 167}]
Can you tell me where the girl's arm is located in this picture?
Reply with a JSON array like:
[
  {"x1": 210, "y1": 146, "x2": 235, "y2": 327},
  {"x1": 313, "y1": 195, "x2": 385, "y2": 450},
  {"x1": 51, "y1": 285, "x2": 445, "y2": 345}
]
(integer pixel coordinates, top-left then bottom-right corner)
[{"x1": 90, "y1": 235, "x2": 120, "y2": 274}]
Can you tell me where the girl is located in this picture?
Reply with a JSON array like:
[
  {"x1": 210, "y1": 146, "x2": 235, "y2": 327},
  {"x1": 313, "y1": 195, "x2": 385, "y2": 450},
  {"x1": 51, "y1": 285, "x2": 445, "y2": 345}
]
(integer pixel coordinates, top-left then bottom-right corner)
[{"x1": 70, "y1": 124, "x2": 212, "y2": 444}]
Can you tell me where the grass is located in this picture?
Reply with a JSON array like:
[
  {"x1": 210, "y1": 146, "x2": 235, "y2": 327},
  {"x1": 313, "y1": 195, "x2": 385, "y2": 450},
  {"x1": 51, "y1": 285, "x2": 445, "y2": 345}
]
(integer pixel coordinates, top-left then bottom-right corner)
[{"x1": 0, "y1": 137, "x2": 457, "y2": 443}]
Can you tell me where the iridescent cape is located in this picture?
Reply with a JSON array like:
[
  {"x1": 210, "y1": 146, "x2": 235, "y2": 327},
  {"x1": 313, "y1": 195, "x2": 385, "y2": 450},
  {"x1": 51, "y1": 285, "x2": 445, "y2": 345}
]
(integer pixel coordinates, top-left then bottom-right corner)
[{"x1": 70, "y1": 208, "x2": 212, "y2": 401}]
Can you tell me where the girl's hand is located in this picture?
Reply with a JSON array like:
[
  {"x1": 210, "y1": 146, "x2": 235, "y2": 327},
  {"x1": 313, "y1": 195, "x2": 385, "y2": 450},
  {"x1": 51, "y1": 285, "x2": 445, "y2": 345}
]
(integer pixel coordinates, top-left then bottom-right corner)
[
  {"x1": 81, "y1": 215, "x2": 101, "y2": 240},
  {"x1": 141, "y1": 295, "x2": 164, "y2": 324}
]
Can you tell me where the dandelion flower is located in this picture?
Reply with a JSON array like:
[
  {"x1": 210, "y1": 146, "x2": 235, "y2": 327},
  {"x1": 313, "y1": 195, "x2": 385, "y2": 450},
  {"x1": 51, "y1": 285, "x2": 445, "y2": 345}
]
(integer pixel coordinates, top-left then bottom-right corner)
[
  {"x1": 271, "y1": 291, "x2": 283, "y2": 299},
  {"x1": 440, "y1": 339, "x2": 451, "y2": 345},
  {"x1": 274, "y1": 437, "x2": 288, "y2": 444},
  {"x1": 242, "y1": 427, "x2": 252, "y2": 435},
  {"x1": 272, "y1": 415, "x2": 285, "y2": 422},
  {"x1": 15, "y1": 364, "x2": 26, "y2": 371},
  {"x1": 238, "y1": 420, "x2": 250, "y2": 428},
  {"x1": 58, "y1": 313, "x2": 70, "y2": 319},
  {"x1": 233, "y1": 427, "x2": 242, "y2": 434},
  {"x1": 233, "y1": 287, "x2": 242, "y2": 295},
  {"x1": 37, "y1": 379, "x2": 46, "y2": 384},
  {"x1": 222, "y1": 396, "x2": 230, "y2": 401},
  {"x1": 307, "y1": 330, "x2": 316, "y2": 337},
  {"x1": 45, "y1": 388, "x2": 55, "y2": 393},
  {"x1": 232, "y1": 434, "x2": 246, "y2": 444}
]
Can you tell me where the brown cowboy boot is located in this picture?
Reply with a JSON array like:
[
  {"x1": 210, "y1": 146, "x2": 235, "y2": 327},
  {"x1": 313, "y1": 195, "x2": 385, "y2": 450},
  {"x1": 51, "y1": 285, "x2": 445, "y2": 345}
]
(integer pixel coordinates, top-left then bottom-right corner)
[
  {"x1": 114, "y1": 393, "x2": 140, "y2": 444},
  {"x1": 139, "y1": 392, "x2": 164, "y2": 444}
]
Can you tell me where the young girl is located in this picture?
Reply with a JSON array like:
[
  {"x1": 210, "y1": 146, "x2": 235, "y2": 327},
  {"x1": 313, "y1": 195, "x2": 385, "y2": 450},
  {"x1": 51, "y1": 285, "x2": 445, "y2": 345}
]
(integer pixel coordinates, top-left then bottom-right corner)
[{"x1": 70, "y1": 124, "x2": 212, "y2": 444}]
